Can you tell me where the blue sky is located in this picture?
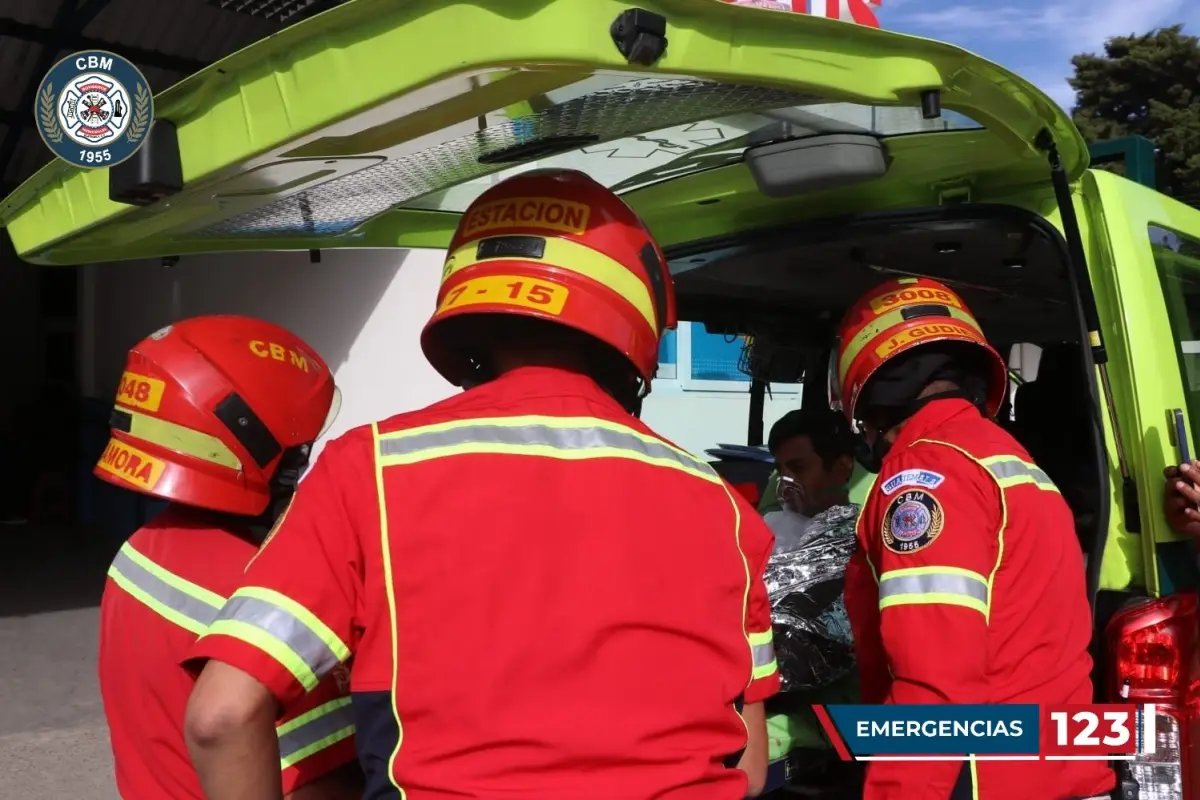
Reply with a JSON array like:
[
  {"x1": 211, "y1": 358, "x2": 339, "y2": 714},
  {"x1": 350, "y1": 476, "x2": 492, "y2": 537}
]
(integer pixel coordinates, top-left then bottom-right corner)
[{"x1": 875, "y1": 0, "x2": 1197, "y2": 110}]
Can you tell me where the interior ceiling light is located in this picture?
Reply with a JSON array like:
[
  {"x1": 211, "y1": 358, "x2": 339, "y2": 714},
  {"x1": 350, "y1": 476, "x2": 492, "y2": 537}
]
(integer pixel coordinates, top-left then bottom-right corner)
[{"x1": 204, "y1": 0, "x2": 345, "y2": 25}]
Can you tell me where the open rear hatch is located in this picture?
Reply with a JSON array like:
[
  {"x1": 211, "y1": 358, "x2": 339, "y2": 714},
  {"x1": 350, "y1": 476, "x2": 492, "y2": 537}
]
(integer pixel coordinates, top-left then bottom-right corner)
[{"x1": 0, "y1": 0, "x2": 1087, "y2": 265}]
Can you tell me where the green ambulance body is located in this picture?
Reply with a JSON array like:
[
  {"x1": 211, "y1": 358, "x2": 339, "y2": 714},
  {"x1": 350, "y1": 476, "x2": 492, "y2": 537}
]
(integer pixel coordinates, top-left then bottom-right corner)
[{"x1": 4, "y1": 0, "x2": 1197, "y2": 794}]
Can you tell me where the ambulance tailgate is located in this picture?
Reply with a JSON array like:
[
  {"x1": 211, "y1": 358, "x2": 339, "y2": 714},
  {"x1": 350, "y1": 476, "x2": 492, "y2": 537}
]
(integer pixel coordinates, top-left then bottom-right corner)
[{"x1": 0, "y1": 0, "x2": 1088, "y2": 266}]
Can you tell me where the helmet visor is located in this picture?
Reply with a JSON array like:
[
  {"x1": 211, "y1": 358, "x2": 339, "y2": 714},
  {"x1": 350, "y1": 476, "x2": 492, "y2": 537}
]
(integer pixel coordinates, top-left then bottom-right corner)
[
  {"x1": 317, "y1": 385, "x2": 343, "y2": 440},
  {"x1": 827, "y1": 344, "x2": 863, "y2": 434}
]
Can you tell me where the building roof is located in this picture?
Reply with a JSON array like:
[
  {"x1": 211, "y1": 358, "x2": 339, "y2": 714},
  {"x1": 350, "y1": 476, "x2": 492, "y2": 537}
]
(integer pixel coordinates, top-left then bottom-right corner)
[{"x1": 0, "y1": 0, "x2": 343, "y2": 195}]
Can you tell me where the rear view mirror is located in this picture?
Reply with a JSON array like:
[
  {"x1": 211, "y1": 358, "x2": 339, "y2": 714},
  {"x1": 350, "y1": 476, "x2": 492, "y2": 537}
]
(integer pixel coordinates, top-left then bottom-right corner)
[{"x1": 745, "y1": 133, "x2": 888, "y2": 198}]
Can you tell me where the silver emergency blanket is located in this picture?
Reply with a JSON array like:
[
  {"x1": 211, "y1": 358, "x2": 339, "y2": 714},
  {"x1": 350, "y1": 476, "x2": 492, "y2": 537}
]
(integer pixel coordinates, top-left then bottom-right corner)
[{"x1": 764, "y1": 504, "x2": 858, "y2": 692}]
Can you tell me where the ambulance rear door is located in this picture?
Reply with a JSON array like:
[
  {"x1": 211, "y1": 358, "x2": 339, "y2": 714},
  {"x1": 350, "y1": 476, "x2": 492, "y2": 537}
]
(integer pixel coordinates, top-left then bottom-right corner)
[
  {"x1": 1081, "y1": 168, "x2": 1200, "y2": 597},
  {"x1": 0, "y1": 0, "x2": 1087, "y2": 265}
]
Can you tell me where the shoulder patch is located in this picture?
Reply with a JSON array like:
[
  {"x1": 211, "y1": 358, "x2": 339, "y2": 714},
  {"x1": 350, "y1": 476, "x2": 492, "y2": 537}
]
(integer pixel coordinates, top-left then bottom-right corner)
[
  {"x1": 880, "y1": 468, "x2": 945, "y2": 495},
  {"x1": 881, "y1": 489, "x2": 945, "y2": 554}
]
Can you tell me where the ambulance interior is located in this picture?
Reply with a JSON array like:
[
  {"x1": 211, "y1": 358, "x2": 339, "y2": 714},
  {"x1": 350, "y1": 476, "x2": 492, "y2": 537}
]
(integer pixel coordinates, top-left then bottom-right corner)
[
  {"x1": 670, "y1": 204, "x2": 1103, "y2": 557},
  {"x1": 669, "y1": 205, "x2": 1105, "y2": 791}
]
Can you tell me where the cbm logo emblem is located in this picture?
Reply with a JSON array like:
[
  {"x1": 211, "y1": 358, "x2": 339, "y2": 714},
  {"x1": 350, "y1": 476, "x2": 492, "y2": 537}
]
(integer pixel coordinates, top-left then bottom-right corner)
[{"x1": 35, "y1": 50, "x2": 153, "y2": 170}]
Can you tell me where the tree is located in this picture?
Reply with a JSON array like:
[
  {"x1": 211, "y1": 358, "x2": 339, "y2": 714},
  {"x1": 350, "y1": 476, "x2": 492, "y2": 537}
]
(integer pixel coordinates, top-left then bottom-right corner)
[{"x1": 1069, "y1": 25, "x2": 1200, "y2": 203}]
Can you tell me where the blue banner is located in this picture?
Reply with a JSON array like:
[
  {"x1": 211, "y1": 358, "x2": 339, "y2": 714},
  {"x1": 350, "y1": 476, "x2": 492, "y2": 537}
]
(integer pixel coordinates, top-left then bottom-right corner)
[{"x1": 823, "y1": 704, "x2": 1041, "y2": 755}]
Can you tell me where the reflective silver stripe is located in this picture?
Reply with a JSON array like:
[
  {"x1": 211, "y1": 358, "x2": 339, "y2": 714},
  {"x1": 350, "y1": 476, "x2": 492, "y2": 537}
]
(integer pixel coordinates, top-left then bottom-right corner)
[
  {"x1": 214, "y1": 595, "x2": 342, "y2": 677},
  {"x1": 985, "y1": 458, "x2": 1057, "y2": 488},
  {"x1": 878, "y1": 572, "x2": 989, "y2": 604},
  {"x1": 108, "y1": 547, "x2": 222, "y2": 633},
  {"x1": 278, "y1": 699, "x2": 355, "y2": 767},
  {"x1": 378, "y1": 420, "x2": 714, "y2": 477},
  {"x1": 752, "y1": 641, "x2": 775, "y2": 667}
]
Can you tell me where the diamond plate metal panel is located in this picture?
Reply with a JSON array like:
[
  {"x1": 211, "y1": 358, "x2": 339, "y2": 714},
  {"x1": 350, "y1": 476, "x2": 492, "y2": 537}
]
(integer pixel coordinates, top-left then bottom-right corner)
[{"x1": 196, "y1": 78, "x2": 819, "y2": 239}]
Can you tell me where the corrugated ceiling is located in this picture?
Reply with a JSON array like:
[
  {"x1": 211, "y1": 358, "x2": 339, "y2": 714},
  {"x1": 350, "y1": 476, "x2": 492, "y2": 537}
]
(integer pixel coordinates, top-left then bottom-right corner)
[{"x1": 0, "y1": 0, "x2": 344, "y2": 193}]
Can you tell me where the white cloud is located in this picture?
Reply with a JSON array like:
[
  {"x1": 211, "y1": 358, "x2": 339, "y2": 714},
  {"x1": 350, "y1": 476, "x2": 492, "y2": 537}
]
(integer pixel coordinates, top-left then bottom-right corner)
[
  {"x1": 896, "y1": 0, "x2": 1189, "y2": 51},
  {"x1": 887, "y1": 0, "x2": 1197, "y2": 112}
]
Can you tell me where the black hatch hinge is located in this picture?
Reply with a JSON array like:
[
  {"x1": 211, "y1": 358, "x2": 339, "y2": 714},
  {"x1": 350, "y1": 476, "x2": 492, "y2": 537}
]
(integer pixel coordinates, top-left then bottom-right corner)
[
  {"x1": 610, "y1": 9, "x2": 668, "y2": 66},
  {"x1": 1037, "y1": 129, "x2": 1141, "y2": 609}
]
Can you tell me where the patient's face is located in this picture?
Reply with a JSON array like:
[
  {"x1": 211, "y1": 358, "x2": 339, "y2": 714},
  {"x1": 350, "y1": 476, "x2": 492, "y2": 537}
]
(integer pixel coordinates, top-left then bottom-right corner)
[{"x1": 774, "y1": 435, "x2": 850, "y2": 517}]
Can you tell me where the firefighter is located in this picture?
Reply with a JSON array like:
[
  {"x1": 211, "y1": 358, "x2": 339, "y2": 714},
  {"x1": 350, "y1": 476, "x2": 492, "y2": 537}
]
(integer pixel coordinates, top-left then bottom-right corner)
[
  {"x1": 832, "y1": 277, "x2": 1115, "y2": 799},
  {"x1": 182, "y1": 169, "x2": 780, "y2": 800},
  {"x1": 96, "y1": 315, "x2": 361, "y2": 799}
]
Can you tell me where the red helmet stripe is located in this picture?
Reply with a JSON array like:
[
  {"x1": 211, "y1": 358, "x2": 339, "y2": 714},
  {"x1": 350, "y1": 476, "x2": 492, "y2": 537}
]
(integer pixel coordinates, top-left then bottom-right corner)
[{"x1": 440, "y1": 235, "x2": 658, "y2": 333}]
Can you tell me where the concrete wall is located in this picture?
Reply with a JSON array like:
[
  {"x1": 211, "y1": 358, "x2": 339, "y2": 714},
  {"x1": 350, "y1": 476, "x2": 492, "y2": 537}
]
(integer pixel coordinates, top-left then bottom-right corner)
[{"x1": 81, "y1": 249, "x2": 801, "y2": 460}]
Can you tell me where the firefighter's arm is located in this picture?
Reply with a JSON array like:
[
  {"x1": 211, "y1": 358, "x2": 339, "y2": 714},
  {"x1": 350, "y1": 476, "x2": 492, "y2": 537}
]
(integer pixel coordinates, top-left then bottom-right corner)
[
  {"x1": 741, "y1": 500, "x2": 781, "y2": 705},
  {"x1": 865, "y1": 446, "x2": 1001, "y2": 798},
  {"x1": 186, "y1": 660, "x2": 286, "y2": 800},
  {"x1": 737, "y1": 700, "x2": 768, "y2": 797},
  {"x1": 185, "y1": 434, "x2": 369, "y2": 798},
  {"x1": 735, "y1": 495, "x2": 778, "y2": 794}
]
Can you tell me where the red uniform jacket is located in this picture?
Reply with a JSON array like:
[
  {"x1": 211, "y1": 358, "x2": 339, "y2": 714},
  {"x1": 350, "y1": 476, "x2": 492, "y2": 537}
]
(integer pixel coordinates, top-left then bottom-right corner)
[
  {"x1": 844, "y1": 399, "x2": 1114, "y2": 799},
  {"x1": 188, "y1": 365, "x2": 780, "y2": 799},
  {"x1": 99, "y1": 508, "x2": 356, "y2": 799}
]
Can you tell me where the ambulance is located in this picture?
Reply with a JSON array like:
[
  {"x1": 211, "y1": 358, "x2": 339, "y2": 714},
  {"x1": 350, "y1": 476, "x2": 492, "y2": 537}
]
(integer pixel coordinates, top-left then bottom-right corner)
[{"x1": 2, "y1": 0, "x2": 1197, "y2": 795}]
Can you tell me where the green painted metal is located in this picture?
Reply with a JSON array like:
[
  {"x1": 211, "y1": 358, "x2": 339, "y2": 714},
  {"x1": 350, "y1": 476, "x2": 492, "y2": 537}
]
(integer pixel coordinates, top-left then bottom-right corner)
[
  {"x1": 1077, "y1": 169, "x2": 1200, "y2": 595},
  {"x1": 0, "y1": 0, "x2": 1087, "y2": 265},
  {"x1": 1088, "y1": 136, "x2": 1157, "y2": 190}
]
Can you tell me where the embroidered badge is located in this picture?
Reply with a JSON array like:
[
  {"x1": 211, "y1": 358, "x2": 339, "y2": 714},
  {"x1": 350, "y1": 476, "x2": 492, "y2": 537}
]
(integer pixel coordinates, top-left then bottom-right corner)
[
  {"x1": 881, "y1": 489, "x2": 945, "y2": 554},
  {"x1": 332, "y1": 664, "x2": 351, "y2": 693},
  {"x1": 881, "y1": 468, "x2": 945, "y2": 495}
]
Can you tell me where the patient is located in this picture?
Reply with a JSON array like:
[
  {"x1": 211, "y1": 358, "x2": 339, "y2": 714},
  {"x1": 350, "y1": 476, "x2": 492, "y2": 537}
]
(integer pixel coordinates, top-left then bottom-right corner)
[
  {"x1": 760, "y1": 410, "x2": 861, "y2": 768},
  {"x1": 764, "y1": 409, "x2": 855, "y2": 553}
]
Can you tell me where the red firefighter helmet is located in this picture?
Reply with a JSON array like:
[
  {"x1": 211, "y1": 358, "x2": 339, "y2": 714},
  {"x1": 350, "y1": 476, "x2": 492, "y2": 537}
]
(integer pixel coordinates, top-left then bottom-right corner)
[
  {"x1": 831, "y1": 277, "x2": 1007, "y2": 424},
  {"x1": 94, "y1": 316, "x2": 339, "y2": 516},
  {"x1": 420, "y1": 168, "x2": 677, "y2": 388}
]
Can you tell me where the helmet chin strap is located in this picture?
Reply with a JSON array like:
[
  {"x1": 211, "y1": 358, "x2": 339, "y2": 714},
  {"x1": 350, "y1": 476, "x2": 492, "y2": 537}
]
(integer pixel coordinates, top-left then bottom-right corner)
[{"x1": 244, "y1": 443, "x2": 312, "y2": 542}]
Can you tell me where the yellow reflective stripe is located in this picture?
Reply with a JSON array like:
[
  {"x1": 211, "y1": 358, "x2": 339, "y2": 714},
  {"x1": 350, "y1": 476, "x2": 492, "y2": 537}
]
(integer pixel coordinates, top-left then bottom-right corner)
[
  {"x1": 118, "y1": 540, "x2": 226, "y2": 608},
  {"x1": 232, "y1": 586, "x2": 351, "y2": 663},
  {"x1": 442, "y1": 235, "x2": 656, "y2": 332},
  {"x1": 122, "y1": 408, "x2": 242, "y2": 469},
  {"x1": 372, "y1": 421, "x2": 408, "y2": 799},
  {"x1": 277, "y1": 696, "x2": 355, "y2": 770},
  {"x1": 377, "y1": 415, "x2": 719, "y2": 485},
  {"x1": 748, "y1": 629, "x2": 778, "y2": 679},
  {"x1": 838, "y1": 304, "x2": 983, "y2": 384},
  {"x1": 203, "y1": 619, "x2": 321, "y2": 691},
  {"x1": 878, "y1": 566, "x2": 989, "y2": 616},
  {"x1": 910, "y1": 438, "x2": 1008, "y2": 623},
  {"x1": 204, "y1": 586, "x2": 349, "y2": 692},
  {"x1": 979, "y1": 455, "x2": 1060, "y2": 493}
]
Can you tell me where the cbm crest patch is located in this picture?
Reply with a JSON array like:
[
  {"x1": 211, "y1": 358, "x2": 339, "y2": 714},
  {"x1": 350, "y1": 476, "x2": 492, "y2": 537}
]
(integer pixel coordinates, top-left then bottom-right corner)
[
  {"x1": 36, "y1": 50, "x2": 153, "y2": 170},
  {"x1": 881, "y1": 489, "x2": 945, "y2": 554}
]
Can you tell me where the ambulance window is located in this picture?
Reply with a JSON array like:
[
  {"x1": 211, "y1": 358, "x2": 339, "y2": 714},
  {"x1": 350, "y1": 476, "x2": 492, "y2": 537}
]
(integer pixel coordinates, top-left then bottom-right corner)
[
  {"x1": 1149, "y1": 224, "x2": 1200, "y2": 435},
  {"x1": 658, "y1": 329, "x2": 677, "y2": 380},
  {"x1": 675, "y1": 323, "x2": 801, "y2": 394}
]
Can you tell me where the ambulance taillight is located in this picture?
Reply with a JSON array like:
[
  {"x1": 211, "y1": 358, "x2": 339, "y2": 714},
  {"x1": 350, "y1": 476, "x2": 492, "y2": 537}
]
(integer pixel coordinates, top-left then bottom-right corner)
[{"x1": 1106, "y1": 592, "x2": 1198, "y2": 799}]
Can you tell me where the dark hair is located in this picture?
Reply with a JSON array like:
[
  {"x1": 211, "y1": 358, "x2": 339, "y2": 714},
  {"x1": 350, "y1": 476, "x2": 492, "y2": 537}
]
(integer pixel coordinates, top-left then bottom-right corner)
[
  {"x1": 436, "y1": 314, "x2": 642, "y2": 410},
  {"x1": 767, "y1": 408, "x2": 856, "y2": 468}
]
